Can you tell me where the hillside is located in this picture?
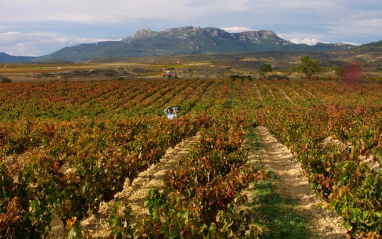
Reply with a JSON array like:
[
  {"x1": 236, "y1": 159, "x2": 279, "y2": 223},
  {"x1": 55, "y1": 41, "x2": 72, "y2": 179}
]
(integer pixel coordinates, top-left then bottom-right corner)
[
  {"x1": 34, "y1": 26, "x2": 354, "y2": 62},
  {"x1": 335, "y1": 40, "x2": 382, "y2": 71},
  {"x1": 84, "y1": 39, "x2": 382, "y2": 71},
  {"x1": 0, "y1": 52, "x2": 36, "y2": 63}
]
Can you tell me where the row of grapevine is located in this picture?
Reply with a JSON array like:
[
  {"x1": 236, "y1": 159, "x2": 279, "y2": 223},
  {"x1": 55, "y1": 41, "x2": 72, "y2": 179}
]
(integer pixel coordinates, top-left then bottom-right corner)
[
  {"x1": 1, "y1": 115, "x2": 211, "y2": 238},
  {"x1": 0, "y1": 79, "x2": 195, "y2": 121},
  {"x1": 255, "y1": 79, "x2": 382, "y2": 237}
]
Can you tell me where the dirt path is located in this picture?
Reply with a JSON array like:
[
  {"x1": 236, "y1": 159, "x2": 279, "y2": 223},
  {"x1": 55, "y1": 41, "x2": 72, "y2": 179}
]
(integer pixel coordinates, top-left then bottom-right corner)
[{"x1": 247, "y1": 126, "x2": 347, "y2": 238}]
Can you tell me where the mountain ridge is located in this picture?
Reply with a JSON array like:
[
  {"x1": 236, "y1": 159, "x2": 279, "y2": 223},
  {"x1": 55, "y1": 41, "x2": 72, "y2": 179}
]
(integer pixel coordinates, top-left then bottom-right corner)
[
  {"x1": 0, "y1": 52, "x2": 37, "y2": 63},
  {"x1": 33, "y1": 26, "x2": 355, "y2": 62}
]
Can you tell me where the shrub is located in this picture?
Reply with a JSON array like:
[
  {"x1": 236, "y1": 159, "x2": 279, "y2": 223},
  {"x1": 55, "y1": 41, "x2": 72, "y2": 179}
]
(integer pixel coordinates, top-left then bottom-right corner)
[
  {"x1": 266, "y1": 74, "x2": 289, "y2": 80},
  {"x1": 0, "y1": 75, "x2": 12, "y2": 83}
]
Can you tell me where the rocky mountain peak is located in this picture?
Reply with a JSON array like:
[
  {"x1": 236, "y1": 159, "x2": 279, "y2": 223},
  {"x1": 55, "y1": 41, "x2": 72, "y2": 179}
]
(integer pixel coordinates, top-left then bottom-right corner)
[
  {"x1": 124, "y1": 27, "x2": 286, "y2": 45},
  {"x1": 131, "y1": 29, "x2": 156, "y2": 38}
]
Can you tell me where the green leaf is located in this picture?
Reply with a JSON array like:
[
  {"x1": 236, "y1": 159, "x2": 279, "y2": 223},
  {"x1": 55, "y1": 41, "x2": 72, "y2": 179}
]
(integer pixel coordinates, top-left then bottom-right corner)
[{"x1": 209, "y1": 223, "x2": 216, "y2": 236}]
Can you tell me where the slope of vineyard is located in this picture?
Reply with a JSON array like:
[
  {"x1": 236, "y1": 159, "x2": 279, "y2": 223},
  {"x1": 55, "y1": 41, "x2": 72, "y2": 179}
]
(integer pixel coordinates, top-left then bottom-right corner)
[{"x1": 1, "y1": 78, "x2": 381, "y2": 238}]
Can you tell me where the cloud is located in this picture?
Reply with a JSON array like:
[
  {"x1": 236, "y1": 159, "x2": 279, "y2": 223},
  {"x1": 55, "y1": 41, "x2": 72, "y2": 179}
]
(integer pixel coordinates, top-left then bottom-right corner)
[
  {"x1": 0, "y1": 32, "x2": 111, "y2": 56},
  {"x1": 278, "y1": 32, "x2": 327, "y2": 44},
  {"x1": 289, "y1": 38, "x2": 321, "y2": 45},
  {"x1": 342, "y1": 42, "x2": 361, "y2": 46},
  {"x1": 0, "y1": 0, "x2": 253, "y2": 24},
  {"x1": 222, "y1": 27, "x2": 255, "y2": 33},
  {"x1": 324, "y1": 10, "x2": 382, "y2": 36}
]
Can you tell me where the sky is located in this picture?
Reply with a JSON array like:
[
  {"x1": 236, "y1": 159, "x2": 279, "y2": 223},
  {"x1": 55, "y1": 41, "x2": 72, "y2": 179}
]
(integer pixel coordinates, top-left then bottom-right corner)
[{"x1": 0, "y1": 0, "x2": 381, "y2": 56}]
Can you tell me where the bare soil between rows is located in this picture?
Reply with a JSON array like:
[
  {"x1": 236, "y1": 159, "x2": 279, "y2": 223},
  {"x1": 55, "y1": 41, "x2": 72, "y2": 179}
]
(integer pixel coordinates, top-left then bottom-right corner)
[
  {"x1": 248, "y1": 126, "x2": 347, "y2": 239},
  {"x1": 47, "y1": 127, "x2": 347, "y2": 238}
]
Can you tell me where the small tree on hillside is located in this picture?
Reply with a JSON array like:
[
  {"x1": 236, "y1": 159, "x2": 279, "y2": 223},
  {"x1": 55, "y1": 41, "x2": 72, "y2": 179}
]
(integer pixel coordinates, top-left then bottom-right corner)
[
  {"x1": 258, "y1": 63, "x2": 273, "y2": 78},
  {"x1": 299, "y1": 55, "x2": 322, "y2": 80}
]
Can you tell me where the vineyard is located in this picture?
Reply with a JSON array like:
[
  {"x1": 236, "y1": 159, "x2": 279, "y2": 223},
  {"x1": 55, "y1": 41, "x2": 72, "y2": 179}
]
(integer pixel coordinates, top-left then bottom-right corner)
[{"x1": 1, "y1": 77, "x2": 382, "y2": 238}]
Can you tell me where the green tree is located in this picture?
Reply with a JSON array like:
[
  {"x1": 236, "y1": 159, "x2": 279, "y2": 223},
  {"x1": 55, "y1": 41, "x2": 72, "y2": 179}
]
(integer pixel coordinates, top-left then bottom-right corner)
[
  {"x1": 288, "y1": 65, "x2": 300, "y2": 73},
  {"x1": 258, "y1": 64, "x2": 273, "y2": 78},
  {"x1": 332, "y1": 65, "x2": 346, "y2": 79},
  {"x1": 299, "y1": 55, "x2": 322, "y2": 80}
]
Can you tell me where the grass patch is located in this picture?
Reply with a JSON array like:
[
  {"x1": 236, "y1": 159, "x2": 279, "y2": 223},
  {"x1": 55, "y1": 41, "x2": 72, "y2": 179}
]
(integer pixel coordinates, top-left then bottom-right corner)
[
  {"x1": 251, "y1": 176, "x2": 312, "y2": 239},
  {"x1": 245, "y1": 127, "x2": 263, "y2": 151},
  {"x1": 244, "y1": 127, "x2": 311, "y2": 238}
]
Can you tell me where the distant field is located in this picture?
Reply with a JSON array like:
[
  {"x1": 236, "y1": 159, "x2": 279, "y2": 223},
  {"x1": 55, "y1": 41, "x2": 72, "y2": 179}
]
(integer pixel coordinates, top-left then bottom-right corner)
[{"x1": 0, "y1": 59, "x2": 382, "y2": 82}]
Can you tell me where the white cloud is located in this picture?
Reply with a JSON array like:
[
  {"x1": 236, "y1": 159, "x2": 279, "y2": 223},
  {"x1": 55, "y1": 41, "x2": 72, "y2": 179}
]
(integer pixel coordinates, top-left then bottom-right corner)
[
  {"x1": 0, "y1": 0, "x2": 253, "y2": 24},
  {"x1": 356, "y1": 11, "x2": 382, "y2": 20},
  {"x1": 222, "y1": 27, "x2": 255, "y2": 33},
  {"x1": 278, "y1": 32, "x2": 326, "y2": 44},
  {"x1": 324, "y1": 10, "x2": 382, "y2": 36},
  {"x1": 289, "y1": 38, "x2": 321, "y2": 45},
  {"x1": 342, "y1": 42, "x2": 361, "y2": 46},
  {"x1": 0, "y1": 32, "x2": 111, "y2": 56}
]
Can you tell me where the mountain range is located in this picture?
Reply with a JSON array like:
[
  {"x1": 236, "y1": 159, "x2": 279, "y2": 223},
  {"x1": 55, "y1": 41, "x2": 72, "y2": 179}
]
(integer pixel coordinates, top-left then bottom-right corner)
[{"x1": 0, "y1": 26, "x2": 379, "y2": 63}]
